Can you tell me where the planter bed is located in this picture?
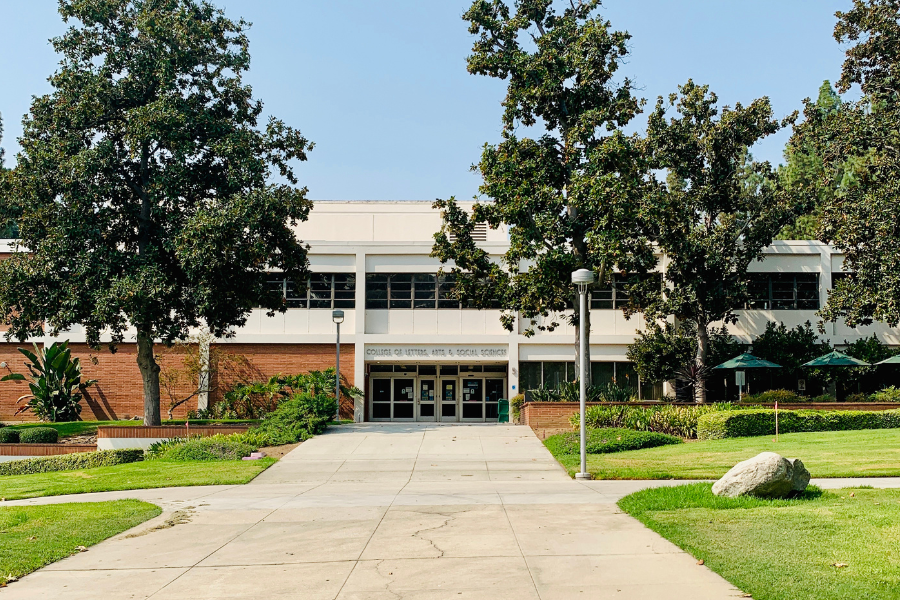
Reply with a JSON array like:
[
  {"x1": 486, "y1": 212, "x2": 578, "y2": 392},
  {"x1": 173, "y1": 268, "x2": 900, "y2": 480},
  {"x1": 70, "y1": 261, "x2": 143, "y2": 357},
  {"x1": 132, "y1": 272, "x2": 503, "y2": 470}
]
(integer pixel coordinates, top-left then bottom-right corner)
[
  {"x1": 97, "y1": 424, "x2": 251, "y2": 450},
  {"x1": 0, "y1": 443, "x2": 97, "y2": 463}
]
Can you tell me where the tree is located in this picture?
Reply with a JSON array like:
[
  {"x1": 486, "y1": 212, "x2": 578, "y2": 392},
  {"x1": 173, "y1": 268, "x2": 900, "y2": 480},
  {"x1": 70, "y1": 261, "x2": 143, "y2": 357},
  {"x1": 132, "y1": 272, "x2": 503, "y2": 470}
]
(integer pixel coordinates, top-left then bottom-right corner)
[
  {"x1": 432, "y1": 0, "x2": 655, "y2": 380},
  {"x1": 0, "y1": 0, "x2": 313, "y2": 425},
  {"x1": 640, "y1": 81, "x2": 803, "y2": 402},
  {"x1": 776, "y1": 81, "x2": 845, "y2": 241},
  {"x1": 750, "y1": 321, "x2": 831, "y2": 394},
  {"x1": 799, "y1": 0, "x2": 900, "y2": 327},
  {"x1": 0, "y1": 113, "x2": 15, "y2": 239}
]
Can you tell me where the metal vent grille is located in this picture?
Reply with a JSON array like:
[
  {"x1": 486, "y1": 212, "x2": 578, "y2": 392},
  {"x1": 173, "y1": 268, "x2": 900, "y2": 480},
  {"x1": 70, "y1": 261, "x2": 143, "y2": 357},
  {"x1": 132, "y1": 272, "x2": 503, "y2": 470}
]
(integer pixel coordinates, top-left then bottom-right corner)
[{"x1": 449, "y1": 222, "x2": 488, "y2": 243}]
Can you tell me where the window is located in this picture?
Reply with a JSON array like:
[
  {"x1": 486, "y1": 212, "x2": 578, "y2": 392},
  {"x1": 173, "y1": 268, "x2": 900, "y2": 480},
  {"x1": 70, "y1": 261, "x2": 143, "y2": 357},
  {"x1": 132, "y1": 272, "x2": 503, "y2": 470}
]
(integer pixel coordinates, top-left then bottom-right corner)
[
  {"x1": 519, "y1": 361, "x2": 662, "y2": 400},
  {"x1": 746, "y1": 273, "x2": 819, "y2": 310},
  {"x1": 366, "y1": 273, "x2": 499, "y2": 309},
  {"x1": 590, "y1": 274, "x2": 660, "y2": 310},
  {"x1": 265, "y1": 274, "x2": 356, "y2": 309}
]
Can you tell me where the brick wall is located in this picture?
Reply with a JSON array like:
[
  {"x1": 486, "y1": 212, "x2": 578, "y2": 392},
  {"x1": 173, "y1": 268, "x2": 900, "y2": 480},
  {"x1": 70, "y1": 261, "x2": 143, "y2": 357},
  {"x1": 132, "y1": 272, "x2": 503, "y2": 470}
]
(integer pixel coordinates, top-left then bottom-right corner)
[{"x1": 1, "y1": 342, "x2": 355, "y2": 422}]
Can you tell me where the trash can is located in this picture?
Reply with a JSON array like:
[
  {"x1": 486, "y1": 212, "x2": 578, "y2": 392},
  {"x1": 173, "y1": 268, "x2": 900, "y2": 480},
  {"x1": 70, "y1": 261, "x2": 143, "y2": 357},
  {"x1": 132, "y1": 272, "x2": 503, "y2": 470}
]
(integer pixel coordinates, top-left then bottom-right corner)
[{"x1": 498, "y1": 398, "x2": 510, "y2": 423}]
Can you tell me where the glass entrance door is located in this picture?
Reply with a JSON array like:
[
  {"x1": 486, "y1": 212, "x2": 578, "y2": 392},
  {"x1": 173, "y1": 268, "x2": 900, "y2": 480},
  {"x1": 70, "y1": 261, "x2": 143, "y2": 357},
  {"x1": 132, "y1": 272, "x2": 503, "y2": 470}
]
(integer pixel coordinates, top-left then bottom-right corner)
[
  {"x1": 461, "y1": 378, "x2": 484, "y2": 421},
  {"x1": 485, "y1": 379, "x2": 504, "y2": 420},
  {"x1": 418, "y1": 379, "x2": 436, "y2": 421},
  {"x1": 439, "y1": 379, "x2": 458, "y2": 422}
]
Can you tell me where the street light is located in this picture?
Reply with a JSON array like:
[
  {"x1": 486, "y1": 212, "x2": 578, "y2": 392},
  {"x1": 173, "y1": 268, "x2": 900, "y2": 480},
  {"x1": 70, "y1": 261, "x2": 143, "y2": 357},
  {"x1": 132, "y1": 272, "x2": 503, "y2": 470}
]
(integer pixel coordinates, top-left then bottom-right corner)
[
  {"x1": 572, "y1": 268, "x2": 596, "y2": 480},
  {"x1": 332, "y1": 309, "x2": 345, "y2": 422}
]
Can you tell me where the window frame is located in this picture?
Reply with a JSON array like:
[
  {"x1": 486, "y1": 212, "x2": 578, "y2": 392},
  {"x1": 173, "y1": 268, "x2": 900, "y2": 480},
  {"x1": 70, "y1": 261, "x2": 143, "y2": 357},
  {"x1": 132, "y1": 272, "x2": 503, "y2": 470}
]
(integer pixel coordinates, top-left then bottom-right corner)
[{"x1": 265, "y1": 273, "x2": 356, "y2": 310}]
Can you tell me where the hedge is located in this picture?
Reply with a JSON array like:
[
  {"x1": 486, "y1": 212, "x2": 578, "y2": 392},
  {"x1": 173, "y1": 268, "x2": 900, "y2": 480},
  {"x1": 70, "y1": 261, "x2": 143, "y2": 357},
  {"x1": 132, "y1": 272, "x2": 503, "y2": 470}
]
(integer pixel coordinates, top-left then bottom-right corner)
[
  {"x1": 0, "y1": 428, "x2": 20, "y2": 443},
  {"x1": 146, "y1": 434, "x2": 256, "y2": 461},
  {"x1": 697, "y1": 409, "x2": 900, "y2": 440},
  {"x1": 18, "y1": 427, "x2": 59, "y2": 444},
  {"x1": 0, "y1": 449, "x2": 144, "y2": 476},
  {"x1": 574, "y1": 403, "x2": 747, "y2": 439},
  {"x1": 544, "y1": 428, "x2": 683, "y2": 456}
]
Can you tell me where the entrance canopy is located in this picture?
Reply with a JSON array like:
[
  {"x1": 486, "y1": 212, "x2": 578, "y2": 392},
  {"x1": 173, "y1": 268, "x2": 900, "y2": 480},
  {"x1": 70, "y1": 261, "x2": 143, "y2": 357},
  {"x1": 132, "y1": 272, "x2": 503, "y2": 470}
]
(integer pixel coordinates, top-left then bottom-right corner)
[
  {"x1": 802, "y1": 350, "x2": 870, "y2": 367},
  {"x1": 713, "y1": 353, "x2": 782, "y2": 370}
]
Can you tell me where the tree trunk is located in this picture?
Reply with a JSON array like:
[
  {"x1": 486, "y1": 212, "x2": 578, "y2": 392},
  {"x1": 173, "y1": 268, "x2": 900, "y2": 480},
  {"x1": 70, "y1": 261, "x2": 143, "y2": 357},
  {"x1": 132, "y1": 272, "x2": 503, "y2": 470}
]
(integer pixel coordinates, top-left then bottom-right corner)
[
  {"x1": 695, "y1": 323, "x2": 709, "y2": 404},
  {"x1": 136, "y1": 330, "x2": 162, "y2": 425}
]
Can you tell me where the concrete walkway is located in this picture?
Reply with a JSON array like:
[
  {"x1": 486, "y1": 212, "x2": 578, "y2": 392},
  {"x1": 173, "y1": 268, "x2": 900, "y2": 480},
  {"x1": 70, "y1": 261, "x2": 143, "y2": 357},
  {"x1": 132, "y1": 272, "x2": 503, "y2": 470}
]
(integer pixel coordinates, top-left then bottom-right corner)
[{"x1": 2, "y1": 424, "x2": 746, "y2": 599}]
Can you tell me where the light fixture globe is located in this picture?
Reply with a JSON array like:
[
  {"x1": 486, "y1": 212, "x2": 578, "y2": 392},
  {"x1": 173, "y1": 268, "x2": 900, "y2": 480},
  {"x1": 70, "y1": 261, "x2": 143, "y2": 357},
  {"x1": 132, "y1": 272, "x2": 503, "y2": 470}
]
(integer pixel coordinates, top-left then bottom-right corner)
[
  {"x1": 571, "y1": 268, "x2": 596, "y2": 290},
  {"x1": 332, "y1": 309, "x2": 345, "y2": 324}
]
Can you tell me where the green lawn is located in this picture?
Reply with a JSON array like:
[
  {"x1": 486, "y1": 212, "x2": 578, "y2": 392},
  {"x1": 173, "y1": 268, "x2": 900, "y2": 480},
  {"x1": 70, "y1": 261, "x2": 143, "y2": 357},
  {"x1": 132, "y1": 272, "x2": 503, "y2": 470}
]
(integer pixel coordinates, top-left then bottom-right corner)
[
  {"x1": 551, "y1": 428, "x2": 900, "y2": 479},
  {"x1": 0, "y1": 500, "x2": 161, "y2": 586},
  {"x1": 619, "y1": 484, "x2": 900, "y2": 600},
  {"x1": 2, "y1": 419, "x2": 260, "y2": 438},
  {"x1": 0, "y1": 458, "x2": 275, "y2": 501}
]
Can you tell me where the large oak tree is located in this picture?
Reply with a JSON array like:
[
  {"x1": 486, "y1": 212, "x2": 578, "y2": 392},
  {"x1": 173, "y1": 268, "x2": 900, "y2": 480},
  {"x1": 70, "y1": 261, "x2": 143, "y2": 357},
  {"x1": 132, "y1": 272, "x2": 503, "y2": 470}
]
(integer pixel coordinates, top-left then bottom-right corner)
[
  {"x1": 640, "y1": 81, "x2": 804, "y2": 402},
  {"x1": 432, "y1": 0, "x2": 655, "y2": 380},
  {"x1": 0, "y1": 0, "x2": 313, "y2": 425},
  {"x1": 799, "y1": 0, "x2": 900, "y2": 327}
]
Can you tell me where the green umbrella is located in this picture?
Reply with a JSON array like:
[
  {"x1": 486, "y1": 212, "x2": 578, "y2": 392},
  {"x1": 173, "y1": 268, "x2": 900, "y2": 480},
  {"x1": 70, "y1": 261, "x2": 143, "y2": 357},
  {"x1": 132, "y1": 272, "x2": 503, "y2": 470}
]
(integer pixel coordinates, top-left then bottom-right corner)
[
  {"x1": 802, "y1": 350, "x2": 871, "y2": 367},
  {"x1": 876, "y1": 355, "x2": 900, "y2": 365},
  {"x1": 713, "y1": 353, "x2": 782, "y2": 370}
]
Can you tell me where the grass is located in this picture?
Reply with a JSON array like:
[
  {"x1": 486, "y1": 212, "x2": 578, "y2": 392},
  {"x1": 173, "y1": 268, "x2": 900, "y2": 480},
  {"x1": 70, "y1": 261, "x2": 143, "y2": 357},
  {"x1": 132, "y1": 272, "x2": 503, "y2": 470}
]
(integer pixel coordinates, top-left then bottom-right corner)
[
  {"x1": 543, "y1": 427, "x2": 682, "y2": 455},
  {"x1": 0, "y1": 458, "x2": 275, "y2": 501},
  {"x1": 0, "y1": 419, "x2": 260, "y2": 439},
  {"x1": 550, "y1": 428, "x2": 900, "y2": 479},
  {"x1": 619, "y1": 484, "x2": 900, "y2": 600},
  {"x1": 0, "y1": 500, "x2": 161, "y2": 586}
]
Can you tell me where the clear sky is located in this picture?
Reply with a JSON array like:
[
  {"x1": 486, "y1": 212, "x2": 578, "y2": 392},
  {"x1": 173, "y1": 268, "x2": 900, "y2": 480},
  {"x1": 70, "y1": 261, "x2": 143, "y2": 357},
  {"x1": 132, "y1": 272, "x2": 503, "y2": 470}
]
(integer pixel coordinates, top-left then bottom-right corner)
[{"x1": 0, "y1": 0, "x2": 852, "y2": 201}]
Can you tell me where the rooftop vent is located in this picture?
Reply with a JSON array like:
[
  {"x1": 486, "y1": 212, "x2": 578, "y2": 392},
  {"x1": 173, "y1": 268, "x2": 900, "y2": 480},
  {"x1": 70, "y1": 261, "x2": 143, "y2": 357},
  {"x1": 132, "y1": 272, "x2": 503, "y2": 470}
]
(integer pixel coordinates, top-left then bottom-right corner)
[{"x1": 449, "y1": 222, "x2": 488, "y2": 243}]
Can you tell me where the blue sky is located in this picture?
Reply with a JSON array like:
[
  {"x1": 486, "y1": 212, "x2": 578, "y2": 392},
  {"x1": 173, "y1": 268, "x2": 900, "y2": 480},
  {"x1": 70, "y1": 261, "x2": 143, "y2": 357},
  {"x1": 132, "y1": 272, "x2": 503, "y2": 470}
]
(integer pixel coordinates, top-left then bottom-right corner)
[{"x1": 0, "y1": 1, "x2": 851, "y2": 200}]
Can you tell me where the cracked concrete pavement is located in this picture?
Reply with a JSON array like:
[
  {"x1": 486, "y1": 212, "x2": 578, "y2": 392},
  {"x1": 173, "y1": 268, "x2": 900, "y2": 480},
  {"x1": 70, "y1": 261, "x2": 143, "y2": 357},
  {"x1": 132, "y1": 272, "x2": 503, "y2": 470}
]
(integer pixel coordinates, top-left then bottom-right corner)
[{"x1": 2, "y1": 423, "x2": 748, "y2": 599}]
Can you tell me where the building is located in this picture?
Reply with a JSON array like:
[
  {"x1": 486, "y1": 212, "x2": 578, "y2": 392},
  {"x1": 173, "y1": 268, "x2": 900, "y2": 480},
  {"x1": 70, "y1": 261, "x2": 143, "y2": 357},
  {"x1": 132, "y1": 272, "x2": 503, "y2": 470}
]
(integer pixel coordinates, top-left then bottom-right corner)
[{"x1": 2, "y1": 200, "x2": 899, "y2": 422}]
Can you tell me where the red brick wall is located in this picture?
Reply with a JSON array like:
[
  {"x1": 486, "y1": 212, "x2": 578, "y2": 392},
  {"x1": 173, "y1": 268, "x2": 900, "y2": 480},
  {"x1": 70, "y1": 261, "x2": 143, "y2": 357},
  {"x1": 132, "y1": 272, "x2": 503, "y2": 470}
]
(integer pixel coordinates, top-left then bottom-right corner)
[{"x1": 1, "y1": 342, "x2": 354, "y2": 423}]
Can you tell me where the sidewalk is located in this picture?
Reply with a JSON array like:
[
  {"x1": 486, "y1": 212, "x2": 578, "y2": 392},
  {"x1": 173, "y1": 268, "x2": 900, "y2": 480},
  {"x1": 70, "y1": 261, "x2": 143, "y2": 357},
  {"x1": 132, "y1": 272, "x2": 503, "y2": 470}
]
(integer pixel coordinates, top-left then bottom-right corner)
[{"x1": 0, "y1": 424, "x2": 829, "y2": 599}]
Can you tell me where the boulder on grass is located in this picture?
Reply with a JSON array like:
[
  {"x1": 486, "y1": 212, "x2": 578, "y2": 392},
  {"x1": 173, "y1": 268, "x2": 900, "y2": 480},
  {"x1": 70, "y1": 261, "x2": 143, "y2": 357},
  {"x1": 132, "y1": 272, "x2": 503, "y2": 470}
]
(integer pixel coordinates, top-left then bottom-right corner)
[{"x1": 712, "y1": 452, "x2": 810, "y2": 498}]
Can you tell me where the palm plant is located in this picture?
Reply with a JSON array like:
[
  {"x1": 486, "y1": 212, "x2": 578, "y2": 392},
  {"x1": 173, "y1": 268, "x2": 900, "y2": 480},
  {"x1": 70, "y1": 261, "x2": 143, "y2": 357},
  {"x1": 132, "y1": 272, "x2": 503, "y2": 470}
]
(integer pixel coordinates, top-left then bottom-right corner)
[{"x1": 0, "y1": 341, "x2": 96, "y2": 422}]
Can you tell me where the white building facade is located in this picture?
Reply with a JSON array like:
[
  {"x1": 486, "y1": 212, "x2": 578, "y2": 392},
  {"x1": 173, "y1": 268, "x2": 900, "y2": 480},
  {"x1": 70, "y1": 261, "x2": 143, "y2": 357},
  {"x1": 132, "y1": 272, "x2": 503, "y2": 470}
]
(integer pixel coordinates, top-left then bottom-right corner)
[{"x1": 217, "y1": 201, "x2": 900, "y2": 423}]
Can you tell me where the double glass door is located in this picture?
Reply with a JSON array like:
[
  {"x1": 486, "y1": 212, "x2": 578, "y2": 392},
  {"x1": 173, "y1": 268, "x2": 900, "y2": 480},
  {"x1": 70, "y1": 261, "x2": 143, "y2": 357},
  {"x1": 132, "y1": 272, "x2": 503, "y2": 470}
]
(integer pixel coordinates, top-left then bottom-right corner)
[{"x1": 370, "y1": 376, "x2": 505, "y2": 422}]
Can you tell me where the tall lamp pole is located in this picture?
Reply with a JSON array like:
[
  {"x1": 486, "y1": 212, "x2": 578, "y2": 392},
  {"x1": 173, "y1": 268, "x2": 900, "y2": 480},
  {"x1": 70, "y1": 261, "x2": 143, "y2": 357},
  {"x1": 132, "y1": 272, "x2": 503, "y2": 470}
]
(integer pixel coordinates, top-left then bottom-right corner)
[
  {"x1": 572, "y1": 269, "x2": 596, "y2": 480},
  {"x1": 332, "y1": 309, "x2": 345, "y2": 422}
]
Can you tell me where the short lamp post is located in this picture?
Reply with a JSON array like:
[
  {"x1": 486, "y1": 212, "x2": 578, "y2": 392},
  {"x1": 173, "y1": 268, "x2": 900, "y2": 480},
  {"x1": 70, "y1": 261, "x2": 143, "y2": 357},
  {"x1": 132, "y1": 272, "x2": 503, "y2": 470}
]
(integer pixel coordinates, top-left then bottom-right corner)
[
  {"x1": 332, "y1": 309, "x2": 345, "y2": 422},
  {"x1": 572, "y1": 268, "x2": 596, "y2": 480}
]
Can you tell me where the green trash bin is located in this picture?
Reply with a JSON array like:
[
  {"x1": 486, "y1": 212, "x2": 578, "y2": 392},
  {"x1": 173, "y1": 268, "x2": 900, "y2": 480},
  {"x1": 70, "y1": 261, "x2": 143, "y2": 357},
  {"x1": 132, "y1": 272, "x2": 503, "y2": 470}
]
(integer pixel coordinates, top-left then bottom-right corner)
[{"x1": 498, "y1": 398, "x2": 510, "y2": 423}]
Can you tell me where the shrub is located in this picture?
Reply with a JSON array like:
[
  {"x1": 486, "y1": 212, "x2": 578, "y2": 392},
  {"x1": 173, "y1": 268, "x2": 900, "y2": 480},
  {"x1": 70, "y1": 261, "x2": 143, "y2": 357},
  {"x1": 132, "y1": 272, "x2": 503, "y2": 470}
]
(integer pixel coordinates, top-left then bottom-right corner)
[
  {"x1": 0, "y1": 428, "x2": 21, "y2": 443},
  {"x1": 575, "y1": 403, "x2": 746, "y2": 439},
  {"x1": 217, "y1": 368, "x2": 346, "y2": 419},
  {"x1": 808, "y1": 394, "x2": 837, "y2": 403},
  {"x1": 0, "y1": 341, "x2": 96, "y2": 422},
  {"x1": 544, "y1": 427, "x2": 682, "y2": 456},
  {"x1": 18, "y1": 427, "x2": 59, "y2": 444},
  {"x1": 250, "y1": 391, "x2": 336, "y2": 445},
  {"x1": 697, "y1": 408, "x2": 900, "y2": 440},
  {"x1": 870, "y1": 386, "x2": 900, "y2": 403},
  {"x1": 846, "y1": 392, "x2": 868, "y2": 403},
  {"x1": 741, "y1": 389, "x2": 801, "y2": 404},
  {"x1": 146, "y1": 434, "x2": 255, "y2": 461},
  {"x1": 510, "y1": 394, "x2": 525, "y2": 423},
  {"x1": 0, "y1": 449, "x2": 143, "y2": 476},
  {"x1": 596, "y1": 381, "x2": 635, "y2": 403}
]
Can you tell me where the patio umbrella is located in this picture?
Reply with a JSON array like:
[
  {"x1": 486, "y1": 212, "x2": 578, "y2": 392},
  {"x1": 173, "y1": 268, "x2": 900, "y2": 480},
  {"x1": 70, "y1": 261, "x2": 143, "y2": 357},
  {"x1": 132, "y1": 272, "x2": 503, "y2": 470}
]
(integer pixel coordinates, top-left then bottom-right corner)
[
  {"x1": 876, "y1": 355, "x2": 900, "y2": 365},
  {"x1": 713, "y1": 353, "x2": 782, "y2": 370},
  {"x1": 802, "y1": 350, "x2": 871, "y2": 368},
  {"x1": 713, "y1": 353, "x2": 782, "y2": 400}
]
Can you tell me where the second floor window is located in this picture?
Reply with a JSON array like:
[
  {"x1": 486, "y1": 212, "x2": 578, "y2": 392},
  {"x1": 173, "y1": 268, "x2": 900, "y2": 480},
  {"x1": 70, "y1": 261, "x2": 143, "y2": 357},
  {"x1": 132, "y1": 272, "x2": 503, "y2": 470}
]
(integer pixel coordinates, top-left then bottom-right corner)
[
  {"x1": 266, "y1": 273, "x2": 356, "y2": 309},
  {"x1": 746, "y1": 273, "x2": 819, "y2": 310},
  {"x1": 366, "y1": 273, "x2": 498, "y2": 309}
]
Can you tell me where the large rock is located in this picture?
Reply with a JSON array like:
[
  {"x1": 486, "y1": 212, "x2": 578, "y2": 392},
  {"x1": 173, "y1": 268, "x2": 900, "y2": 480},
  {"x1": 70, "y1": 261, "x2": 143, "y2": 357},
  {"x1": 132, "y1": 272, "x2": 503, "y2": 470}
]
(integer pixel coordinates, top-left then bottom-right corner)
[{"x1": 712, "y1": 452, "x2": 810, "y2": 498}]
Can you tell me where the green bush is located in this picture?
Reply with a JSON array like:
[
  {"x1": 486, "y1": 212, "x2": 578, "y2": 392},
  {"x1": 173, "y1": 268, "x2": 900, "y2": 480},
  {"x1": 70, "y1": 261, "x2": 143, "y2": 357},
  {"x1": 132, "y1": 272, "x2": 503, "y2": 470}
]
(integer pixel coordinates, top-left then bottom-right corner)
[
  {"x1": 146, "y1": 434, "x2": 255, "y2": 461},
  {"x1": 846, "y1": 392, "x2": 868, "y2": 403},
  {"x1": 0, "y1": 449, "x2": 143, "y2": 476},
  {"x1": 697, "y1": 409, "x2": 900, "y2": 440},
  {"x1": 741, "y1": 389, "x2": 801, "y2": 404},
  {"x1": 18, "y1": 427, "x2": 59, "y2": 444},
  {"x1": 250, "y1": 391, "x2": 336, "y2": 446},
  {"x1": 510, "y1": 394, "x2": 525, "y2": 423},
  {"x1": 1, "y1": 428, "x2": 21, "y2": 443},
  {"x1": 870, "y1": 386, "x2": 900, "y2": 403},
  {"x1": 575, "y1": 403, "x2": 746, "y2": 439},
  {"x1": 544, "y1": 427, "x2": 682, "y2": 455}
]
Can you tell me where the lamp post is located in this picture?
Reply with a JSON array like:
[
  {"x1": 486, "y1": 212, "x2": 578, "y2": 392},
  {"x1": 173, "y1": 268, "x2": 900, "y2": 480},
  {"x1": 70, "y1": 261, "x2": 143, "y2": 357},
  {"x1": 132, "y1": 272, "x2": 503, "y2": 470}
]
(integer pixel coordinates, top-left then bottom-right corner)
[
  {"x1": 572, "y1": 268, "x2": 596, "y2": 480},
  {"x1": 332, "y1": 309, "x2": 345, "y2": 422}
]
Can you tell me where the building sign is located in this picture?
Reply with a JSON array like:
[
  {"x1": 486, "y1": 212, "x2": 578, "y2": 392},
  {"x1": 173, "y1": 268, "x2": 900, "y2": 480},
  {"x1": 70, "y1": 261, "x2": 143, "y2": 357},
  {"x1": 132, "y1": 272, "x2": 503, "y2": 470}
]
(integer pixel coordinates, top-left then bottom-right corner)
[{"x1": 365, "y1": 345, "x2": 508, "y2": 361}]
